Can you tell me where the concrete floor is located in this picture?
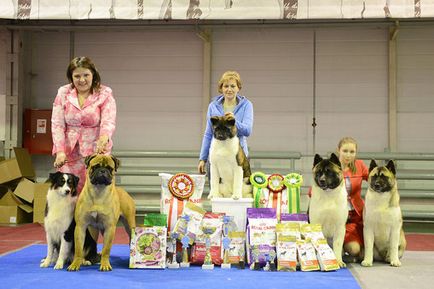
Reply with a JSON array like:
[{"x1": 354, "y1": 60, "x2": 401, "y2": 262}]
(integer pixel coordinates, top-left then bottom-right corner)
[{"x1": 349, "y1": 251, "x2": 434, "y2": 289}]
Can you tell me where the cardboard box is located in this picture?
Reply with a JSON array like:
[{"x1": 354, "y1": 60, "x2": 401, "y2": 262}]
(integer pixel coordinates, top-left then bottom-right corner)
[
  {"x1": 33, "y1": 183, "x2": 50, "y2": 224},
  {"x1": 13, "y1": 178, "x2": 36, "y2": 203},
  {"x1": 0, "y1": 190, "x2": 33, "y2": 224},
  {"x1": 0, "y1": 148, "x2": 35, "y2": 184}
]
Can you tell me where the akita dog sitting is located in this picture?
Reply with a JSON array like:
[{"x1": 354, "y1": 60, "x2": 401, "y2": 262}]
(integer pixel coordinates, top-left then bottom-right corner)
[
  {"x1": 362, "y1": 160, "x2": 406, "y2": 267},
  {"x1": 208, "y1": 114, "x2": 252, "y2": 199},
  {"x1": 308, "y1": 153, "x2": 348, "y2": 268}
]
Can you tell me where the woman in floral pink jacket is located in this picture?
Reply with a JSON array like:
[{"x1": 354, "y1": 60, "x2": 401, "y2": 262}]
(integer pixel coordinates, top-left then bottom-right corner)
[{"x1": 51, "y1": 56, "x2": 116, "y2": 193}]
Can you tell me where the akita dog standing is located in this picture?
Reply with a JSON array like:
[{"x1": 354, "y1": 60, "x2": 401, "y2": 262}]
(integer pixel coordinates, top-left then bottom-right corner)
[
  {"x1": 362, "y1": 160, "x2": 406, "y2": 267},
  {"x1": 309, "y1": 153, "x2": 348, "y2": 268},
  {"x1": 208, "y1": 114, "x2": 252, "y2": 199}
]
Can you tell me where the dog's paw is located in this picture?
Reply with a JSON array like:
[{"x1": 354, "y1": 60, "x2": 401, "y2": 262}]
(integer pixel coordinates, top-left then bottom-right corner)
[
  {"x1": 338, "y1": 260, "x2": 346, "y2": 268},
  {"x1": 208, "y1": 190, "x2": 218, "y2": 200},
  {"x1": 99, "y1": 259, "x2": 112, "y2": 271},
  {"x1": 53, "y1": 261, "x2": 64, "y2": 270},
  {"x1": 82, "y1": 260, "x2": 92, "y2": 266},
  {"x1": 361, "y1": 259, "x2": 373, "y2": 267},
  {"x1": 390, "y1": 259, "x2": 401, "y2": 267},
  {"x1": 40, "y1": 259, "x2": 51, "y2": 268},
  {"x1": 67, "y1": 260, "x2": 82, "y2": 271},
  {"x1": 232, "y1": 194, "x2": 241, "y2": 200}
]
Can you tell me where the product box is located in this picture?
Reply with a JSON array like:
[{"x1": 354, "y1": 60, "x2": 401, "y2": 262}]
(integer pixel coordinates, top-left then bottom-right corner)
[
  {"x1": 0, "y1": 148, "x2": 35, "y2": 184},
  {"x1": 130, "y1": 226, "x2": 167, "y2": 269},
  {"x1": 0, "y1": 190, "x2": 33, "y2": 224}
]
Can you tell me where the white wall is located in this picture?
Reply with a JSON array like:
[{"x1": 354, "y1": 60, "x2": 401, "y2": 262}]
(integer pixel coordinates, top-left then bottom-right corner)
[
  {"x1": 397, "y1": 27, "x2": 434, "y2": 152},
  {"x1": 0, "y1": 29, "x2": 8, "y2": 141},
  {"x1": 25, "y1": 25, "x2": 434, "y2": 155}
]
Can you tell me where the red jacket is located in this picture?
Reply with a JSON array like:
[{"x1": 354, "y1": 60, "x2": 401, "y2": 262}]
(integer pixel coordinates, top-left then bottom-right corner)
[{"x1": 344, "y1": 159, "x2": 369, "y2": 217}]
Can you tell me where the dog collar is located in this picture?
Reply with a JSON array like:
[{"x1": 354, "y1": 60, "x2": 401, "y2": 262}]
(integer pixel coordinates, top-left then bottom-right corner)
[{"x1": 168, "y1": 173, "x2": 195, "y2": 200}]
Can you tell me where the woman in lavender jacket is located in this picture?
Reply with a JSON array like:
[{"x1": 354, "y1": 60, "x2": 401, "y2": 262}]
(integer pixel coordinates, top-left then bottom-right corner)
[{"x1": 198, "y1": 71, "x2": 254, "y2": 174}]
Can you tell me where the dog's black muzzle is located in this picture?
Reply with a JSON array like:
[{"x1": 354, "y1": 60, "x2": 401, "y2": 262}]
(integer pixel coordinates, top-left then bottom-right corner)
[{"x1": 90, "y1": 167, "x2": 113, "y2": 186}]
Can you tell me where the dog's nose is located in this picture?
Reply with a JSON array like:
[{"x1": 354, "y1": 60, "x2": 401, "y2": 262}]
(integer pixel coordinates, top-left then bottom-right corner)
[{"x1": 65, "y1": 189, "x2": 71, "y2": 195}]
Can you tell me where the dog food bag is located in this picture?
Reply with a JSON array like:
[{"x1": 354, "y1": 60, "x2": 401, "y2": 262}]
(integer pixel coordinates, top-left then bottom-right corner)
[
  {"x1": 276, "y1": 235, "x2": 297, "y2": 272},
  {"x1": 130, "y1": 226, "x2": 167, "y2": 269},
  {"x1": 190, "y1": 212, "x2": 224, "y2": 265},
  {"x1": 246, "y1": 208, "x2": 277, "y2": 267},
  {"x1": 301, "y1": 224, "x2": 325, "y2": 242},
  {"x1": 313, "y1": 238, "x2": 340, "y2": 271},
  {"x1": 276, "y1": 222, "x2": 301, "y2": 240},
  {"x1": 143, "y1": 213, "x2": 167, "y2": 227},
  {"x1": 227, "y1": 231, "x2": 246, "y2": 265},
  {"x1": 159, "y1": 173, "x2": 205, "y2": 232},
  {"x1": 172, "y1": 201, "x2": 206, "y2": 244},
  {"x1": 296, "y1": 239, "x2": 320, "y2": 272},
  {"x1": 280, "y1": 213, "x2": 309, "y2": 225}
]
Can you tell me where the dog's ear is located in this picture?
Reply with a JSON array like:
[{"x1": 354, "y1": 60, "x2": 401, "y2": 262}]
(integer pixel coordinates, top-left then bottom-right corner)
[
  {"x1": 369, "y1": 159, "x2": 378, "y2": 173},
  {"x1": 111, "y1": 155, "x2": 120, "y2": 172},
  {"x1": 330, "y1": 153, "x2": 341, "y2": 167},
  {"x1": 210, "y1": 116, "x2": 220, "y2": 126},
  {"x1": 72, "y1": 175, "x2": 80, "y2": 188},
  {"x1": 226, "y1": 117, "x2": 236, "y2": 127},
  {"x1": 385, "y1": 160, "x2": 396, "y2": 176},
  {"x1": 85, "y1": 154, "x2": 97, "y2": 168},
  {"x1": 313, "y1": 154, "x2": 322, "y2": 167}
]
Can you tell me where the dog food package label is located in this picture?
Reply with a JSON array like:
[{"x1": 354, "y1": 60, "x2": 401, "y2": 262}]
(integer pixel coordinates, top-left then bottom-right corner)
[
  {"x1": 159, "y1": 173, "x2": 205, "y2": 232},
  {"x1": 173, "y1": 201, "x2": 206, "y2": 244},
  {"x1": 227, "y1": 231, "x2": 246, "y2": 264},
  {"x1": 190, "y1": 212, "x2": 224, "y2": 265},
  {"x1": 313, "y1": 238, "x2": 340, "y2": 271},
  {"x1": 280, "y1": 213, "x2": 309, "y2": 225},
  {"x1": 301, "y1": 223, "x2": 324, "y2": 242},
  {"x1": 276, "y1": 223, "x2": 302, "y2": 240},
  {"x1": 296, "y1": 239, "x2": 320, "y2": 271},
  {"x1": 276, "y1": 235, "x2": 297, "y2": 272},
  {"x1": 129, "y1": 226, "x2": 167, "y2": 269},
  {"x1": 246, "y1": 208, "x2": 277, "y2": 266}
]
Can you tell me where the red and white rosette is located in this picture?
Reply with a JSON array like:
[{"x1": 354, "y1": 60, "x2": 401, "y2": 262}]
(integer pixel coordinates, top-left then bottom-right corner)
[
  {"x1": 168, "y1": 173, "x2": 195, "y2": 200},
  {"x1": 267, "y1": 174, "x2": 285, "y2": 220}
]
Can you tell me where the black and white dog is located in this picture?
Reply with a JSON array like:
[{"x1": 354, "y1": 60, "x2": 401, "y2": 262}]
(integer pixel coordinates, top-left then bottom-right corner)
[{"x1": 40, "y1": 172, "x2": 99, "y2": 269}]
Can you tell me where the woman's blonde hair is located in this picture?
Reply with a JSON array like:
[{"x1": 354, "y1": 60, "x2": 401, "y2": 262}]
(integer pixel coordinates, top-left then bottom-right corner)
[
  {"x1": 337, "y1": 137, "x2": 358, "y2": 174},
  {"x1": 218, "y1": 71, "x2": 242, "y2": 93}
]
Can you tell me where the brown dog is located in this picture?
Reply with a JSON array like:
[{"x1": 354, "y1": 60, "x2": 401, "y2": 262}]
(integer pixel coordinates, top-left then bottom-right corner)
[{"x1": 67, "y1": 154, "x2": 136, "y2": 271}]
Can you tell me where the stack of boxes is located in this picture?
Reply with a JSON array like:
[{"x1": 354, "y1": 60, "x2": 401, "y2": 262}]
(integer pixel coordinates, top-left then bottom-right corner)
[{"x1": 0, "y1": 148, "x2": 50, "y2": 224}]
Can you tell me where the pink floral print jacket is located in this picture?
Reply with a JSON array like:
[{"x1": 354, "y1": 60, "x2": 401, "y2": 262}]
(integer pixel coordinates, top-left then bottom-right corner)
[{"x1": 51, "y1": 84, "x2": 116, "y2": 157}]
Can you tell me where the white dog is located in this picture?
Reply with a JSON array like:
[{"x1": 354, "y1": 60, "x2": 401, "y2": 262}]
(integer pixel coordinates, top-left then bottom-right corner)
[
  {"x1": 208, "y1": 115, "x2": 252, "y2": 199},
  {"x1": 362, "y1": 160, "x2": 406, "y2": 267},
  {"x1": 308, "y1": 153, "x2": 348, "y2": 268}
]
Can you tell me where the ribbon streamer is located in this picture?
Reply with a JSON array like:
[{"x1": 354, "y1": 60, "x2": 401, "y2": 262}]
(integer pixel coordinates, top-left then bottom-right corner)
[
  {"x1": 283, "y1": 173, "x2": 303, "y2": 214},
  {"x1": 250, "y1": 172, "x2": 268, "y2": 208}
]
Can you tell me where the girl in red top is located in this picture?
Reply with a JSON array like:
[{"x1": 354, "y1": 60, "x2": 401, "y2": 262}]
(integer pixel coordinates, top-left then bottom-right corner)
[{"x1": 337, "y1": 137, "x2": 369, "y2": 261}]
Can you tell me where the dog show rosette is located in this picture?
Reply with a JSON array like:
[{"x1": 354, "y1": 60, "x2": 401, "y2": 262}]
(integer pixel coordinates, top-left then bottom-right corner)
[
  {"x1": 159, "y1": 173, "x2": 205, "y2": 232},
  {"x1": 250, "y1": 172, "x2": 268, "y2": 208},
  {"x1": 283, "y1": 173, "x2": 303, "y2": 214}
]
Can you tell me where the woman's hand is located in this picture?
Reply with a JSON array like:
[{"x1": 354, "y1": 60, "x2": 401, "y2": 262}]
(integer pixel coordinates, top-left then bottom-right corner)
[
  {"x1": 224, "y1": 112, "x2": 234, "y2": 118},
  {"x1": 96, "y1": 135, "x2": 109, "y2": 154},
  {"x1": 54, "y1": 152, "x2": 67, "y2": 168},
  {"x1": 198, "y1": 160, "x2": 206, "y2": 174}
]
